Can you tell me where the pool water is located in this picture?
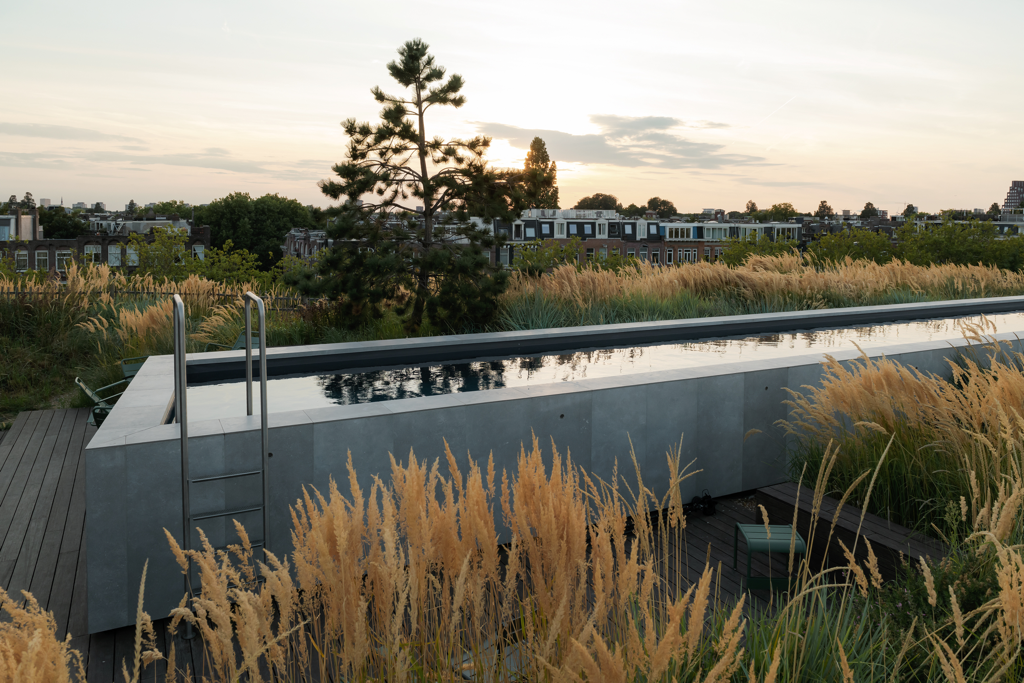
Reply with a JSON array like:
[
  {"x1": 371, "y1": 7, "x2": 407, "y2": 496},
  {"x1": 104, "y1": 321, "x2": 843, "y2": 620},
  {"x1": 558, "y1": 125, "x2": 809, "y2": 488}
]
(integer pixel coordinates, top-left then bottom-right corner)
[{"x1": 183, "y1": 312, "x2": 1023, "y2": 421}]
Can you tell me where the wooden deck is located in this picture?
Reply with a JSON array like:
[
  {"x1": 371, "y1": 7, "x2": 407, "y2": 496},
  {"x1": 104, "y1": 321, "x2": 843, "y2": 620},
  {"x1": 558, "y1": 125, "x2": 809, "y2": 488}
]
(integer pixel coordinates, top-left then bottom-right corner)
[{"x1": 0, "y1": 408, "x2": 792, "y2": 682}]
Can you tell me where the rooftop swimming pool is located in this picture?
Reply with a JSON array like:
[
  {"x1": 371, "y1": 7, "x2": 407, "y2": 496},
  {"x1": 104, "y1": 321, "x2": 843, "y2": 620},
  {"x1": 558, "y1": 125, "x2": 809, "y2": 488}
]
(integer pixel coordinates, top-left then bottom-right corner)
[{"x1": 184, "y1": 311, "x2": 1021, "y2": 420}]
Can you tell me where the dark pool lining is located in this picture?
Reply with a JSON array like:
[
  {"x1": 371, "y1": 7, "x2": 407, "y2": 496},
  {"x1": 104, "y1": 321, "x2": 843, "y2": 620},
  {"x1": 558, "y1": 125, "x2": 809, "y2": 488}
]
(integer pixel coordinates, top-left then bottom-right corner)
[{"x1": 184, "y1": 296, "x2": 1024, "y2": 384}]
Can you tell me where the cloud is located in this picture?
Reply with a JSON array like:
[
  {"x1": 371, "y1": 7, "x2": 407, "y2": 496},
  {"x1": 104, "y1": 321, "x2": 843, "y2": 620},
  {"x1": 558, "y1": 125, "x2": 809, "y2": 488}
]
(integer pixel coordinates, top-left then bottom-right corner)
[
  {"x1": 476, "y1": 115, "x2": 758, "y2": 170},
  {"x1": 0, "y1": 122, "x2": 142, "y2": 143},
  {"x1": 0, "y1": 147, "x2": 325, "y2": 180}
]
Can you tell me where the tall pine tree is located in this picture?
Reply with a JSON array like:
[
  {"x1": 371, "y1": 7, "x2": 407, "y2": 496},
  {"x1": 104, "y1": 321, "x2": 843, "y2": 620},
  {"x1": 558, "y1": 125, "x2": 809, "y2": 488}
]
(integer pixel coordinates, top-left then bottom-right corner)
[
  {"x1": 297, "y1": 39, "x2": 523, "y2": 333},
  {"x1": 523, "y1": 137, "x2": 558, "y2": 209}
]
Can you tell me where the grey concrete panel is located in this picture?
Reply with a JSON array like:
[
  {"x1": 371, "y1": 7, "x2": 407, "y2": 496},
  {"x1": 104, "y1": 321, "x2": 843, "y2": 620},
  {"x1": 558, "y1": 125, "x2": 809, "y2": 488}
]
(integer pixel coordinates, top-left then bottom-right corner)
[
  {"x1": 311, "y1": 415, "x2": 396, "y2": 507},
  {"x1": 688, "y1": 374, "x2": 745, "y2": 500},
  {"x1": 640, "y1": 379, "x2": 698, "y2": 506},
  {"x1": 590, "y1": 385, "x2": 647, "y2": 490},
  {"x1": 125, "y1": 438, "x2": 184, "y2": 624},
  {"x1": 267, "y1": 423, "x2": 314, "y2": 560},
  {"x1": 86, "y1": 445, "x2": 128, "y2": 633},
  {"x1": 741, "y1": 367, "x2": 791, "y2": 491}
]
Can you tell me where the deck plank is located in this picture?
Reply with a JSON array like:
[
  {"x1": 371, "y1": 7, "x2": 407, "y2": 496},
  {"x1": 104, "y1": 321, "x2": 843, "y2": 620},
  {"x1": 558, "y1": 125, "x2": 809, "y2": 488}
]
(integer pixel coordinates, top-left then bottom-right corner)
[
  {"x1": 32, "y1": 409, "x2": 90, "y2": 609},
  {"x1": 6, "y1": 410, "x2": 77, "y2": 597},
  {"x1": 0, "y1": 411, "x2": 61, "y2": 586},
  {"x1": 0, "y1": 411, "x2": 52, "y2": 549},
  {"x1": 0, "y1": 412, "x2": 32, "y2": 469},
  {"x1": 0, "y1": 411, "x2": 36, "y2": 475}
]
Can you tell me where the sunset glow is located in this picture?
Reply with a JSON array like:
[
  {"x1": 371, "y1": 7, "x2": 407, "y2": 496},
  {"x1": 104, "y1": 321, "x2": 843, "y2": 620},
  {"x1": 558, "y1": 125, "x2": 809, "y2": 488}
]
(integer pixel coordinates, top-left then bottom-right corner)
[{"x1": 2, "y1": 0, "x2": 1021, "y2": 214}]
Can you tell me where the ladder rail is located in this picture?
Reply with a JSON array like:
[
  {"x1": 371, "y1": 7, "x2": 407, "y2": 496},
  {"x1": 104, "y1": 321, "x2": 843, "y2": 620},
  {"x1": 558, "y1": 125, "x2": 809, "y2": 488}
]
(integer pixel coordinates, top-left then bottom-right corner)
[
  {"x1": 243, "y1": 291, "x2": 270, "y2": 554},
  {"x1": 172, "y1": 294, "x2": 191, "y2": 594}
]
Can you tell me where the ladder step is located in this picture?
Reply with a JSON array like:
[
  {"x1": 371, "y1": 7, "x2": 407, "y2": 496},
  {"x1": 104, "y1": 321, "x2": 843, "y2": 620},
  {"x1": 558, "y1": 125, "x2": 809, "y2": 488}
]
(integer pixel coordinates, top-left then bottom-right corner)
[
  {"x1": 191, "y1": 469, "x2": 263, "y2": 484},
  {"x1": 192, "y1": 505, "x2": 264, "y2": 521}
]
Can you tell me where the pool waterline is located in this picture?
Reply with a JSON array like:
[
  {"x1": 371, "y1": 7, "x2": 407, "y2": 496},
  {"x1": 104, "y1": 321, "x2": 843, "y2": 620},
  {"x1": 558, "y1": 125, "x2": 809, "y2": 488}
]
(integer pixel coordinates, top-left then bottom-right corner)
[{"x1": 183, "y1": 311, "x2": 1020, "y2": 421}]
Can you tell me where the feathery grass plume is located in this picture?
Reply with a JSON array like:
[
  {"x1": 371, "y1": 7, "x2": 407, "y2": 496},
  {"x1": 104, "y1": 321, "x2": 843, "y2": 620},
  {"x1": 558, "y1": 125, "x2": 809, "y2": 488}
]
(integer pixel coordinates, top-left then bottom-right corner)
[
  {"x1": 949, "y1": 585, "x2": 966, "y2": 649},
  {"x1": 921, "y1": 556, "x2": 939, "y2": 607},
  {"x1": 836, "y1": 637, "x2": 854, "y2": 683},
  {"x1": 0, "y1": 587, "x2": 85, "y2": 683},
  {"x1": 758, "y1": 504, "x2": 771, "y2": 538},
  {"x1": 932, "y1": 637, "x2": 969, "y2": 683},
  {"x1": 761, "y1": 645, "x2": 782, "y2": 683},
  {"x1": 864, "y1": 538, "x2": 883, "y2": 590},
  {"x1": 120, "y1": 561, "x2": 159, "y2": 683},
  {"x1": 838, "y1": 539, "x2": 869, "y2": 598}
]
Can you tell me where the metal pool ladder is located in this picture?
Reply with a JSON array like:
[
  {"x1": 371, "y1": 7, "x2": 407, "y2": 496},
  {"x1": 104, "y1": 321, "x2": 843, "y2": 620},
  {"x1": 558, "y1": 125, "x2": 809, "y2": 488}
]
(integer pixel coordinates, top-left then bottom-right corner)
[{"x1": 173, "y1": 292, "x2": 271, "y2": 583}]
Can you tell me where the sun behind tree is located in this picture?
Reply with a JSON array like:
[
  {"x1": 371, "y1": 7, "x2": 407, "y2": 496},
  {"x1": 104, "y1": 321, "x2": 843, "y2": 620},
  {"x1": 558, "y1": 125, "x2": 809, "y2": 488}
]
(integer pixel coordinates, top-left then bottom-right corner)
[{"x1": 298, "y1": 39, "x2": 522, "y2": 333}]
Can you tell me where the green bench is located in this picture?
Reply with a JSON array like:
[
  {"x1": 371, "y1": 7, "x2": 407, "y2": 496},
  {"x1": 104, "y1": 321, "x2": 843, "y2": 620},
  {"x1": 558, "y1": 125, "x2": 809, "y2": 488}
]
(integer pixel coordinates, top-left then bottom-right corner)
[{"x1": 733, "y1": 523, "x2": 806, "y2": 591}]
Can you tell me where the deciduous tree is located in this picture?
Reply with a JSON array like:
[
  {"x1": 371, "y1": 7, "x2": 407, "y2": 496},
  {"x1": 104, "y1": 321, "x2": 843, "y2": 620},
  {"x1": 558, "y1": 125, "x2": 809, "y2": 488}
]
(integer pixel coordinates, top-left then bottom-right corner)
[
  {"x1": 203, "y1": 192, "x2": 315, "y2": 269},
  {"x1": 523, "y1": 137, "x2": 558, "y2": 209},
  {"x1": 745, "y1": 200, "x2": 758, "y2": 214},
  {"x1": 38, "y1": 206, "x2": 88, "y2": 239},
  {"x1": 764, "y1": 202, "x2": 798, "y2": 222},
  {"x1": 574, "y1": 193, "x2": 619, "y2": 211},
  {"x1": 807, "y1": 227, "x2": 892, "y2": 265},
  {"x1": 814, "y1": 200, "x2": 834, "y2": 219},
  {"x1": 861, "y1": 202, "x2": 879, "y2": 219},
  {"x1": 646, "y1": 197, "x2": 677, "y2": 219}
]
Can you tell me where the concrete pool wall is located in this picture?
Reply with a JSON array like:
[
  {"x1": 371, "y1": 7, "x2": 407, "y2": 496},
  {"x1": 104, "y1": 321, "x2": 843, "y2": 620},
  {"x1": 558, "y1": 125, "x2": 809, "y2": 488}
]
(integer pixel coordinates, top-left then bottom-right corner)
[{"x1": 84, "y1": 297, "x2": 1024, "y2": 632}]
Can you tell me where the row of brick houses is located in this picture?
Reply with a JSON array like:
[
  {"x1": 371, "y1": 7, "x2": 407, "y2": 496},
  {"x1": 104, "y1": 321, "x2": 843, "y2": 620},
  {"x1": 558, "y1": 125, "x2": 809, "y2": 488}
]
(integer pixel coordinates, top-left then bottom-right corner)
[
  {"x1": 486, "y1": 208, "x2": 805, "y2": 266},
  {"x1": 1, "y1": 207, "x2": 211, "y2": 276}
]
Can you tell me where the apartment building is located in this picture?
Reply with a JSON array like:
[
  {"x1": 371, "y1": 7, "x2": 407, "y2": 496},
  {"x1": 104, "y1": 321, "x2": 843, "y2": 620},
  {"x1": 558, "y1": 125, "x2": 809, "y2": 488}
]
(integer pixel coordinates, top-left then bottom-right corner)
[{"x1": 1003, "y1": 181, "x2": 1024, "y2": 212}]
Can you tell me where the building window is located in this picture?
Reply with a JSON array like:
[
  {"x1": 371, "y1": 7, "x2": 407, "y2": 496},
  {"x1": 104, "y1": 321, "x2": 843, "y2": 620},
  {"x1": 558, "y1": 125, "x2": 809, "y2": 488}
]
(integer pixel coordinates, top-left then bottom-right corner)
[
  {"x1": 524, "y1": 227, "x2": 535, "y2": 239},
  {"x1": 585, "y1": 247, "x2": 594, "y2": 260},
  {"x1": 192, "y1": 244, "x2": 205, "y2": 260},
  {"x1": 556, "y1": 222, "x2": 565, "y2": 238},
  {"x1": 704, "y1": 247, "x2": 711, "y2": 260},
  {"x1": 640, "y1": 245, "x2": 648, "y2": 261},
  {"x1": 584, "y1": 223, "x2": 593, "y2": 236},
  {"x1": 126, "y1": 246, "x2": 139, "y2": 266},
  {"x1": 715, "y1": 247, "x2": 723, "y2": 260},
  {"x1": 569, "y1": 223, "x2": 578, "y2": 235},
  {"x1": 513, "y1": 224, "x2": 522, "y2": 240},
  {"x1": 627, "y1": 247, "x2": 635, "y2": 258},
  {"x1": 651, "y1": 250, "x2": 660, "y2": 264},
  {"x1": 35, "y1": 250, "x2": 49, "y2": 271},
  {"x1": 15, "y1": 250, "x2": 28, "y2": 272},
  {"x1": 625, "y1": 224, "x2": 633, "y2": 235},
  {"x1": 638, "y1": 224, "x2": 647, "y2": 239},
  {"x1": 612, "y1": 247, "x2": 620, "y2": 256},
  {"x1": 678, "y1": 248, "x2": 684, "y2": 263},
  {"x1": 84, "y1": 245, "x2": 101, "y2": 265},
  {"x1": 56, "y1": 250, "x2": 72, "y2": 272},
  {"x1": 108, "y1": 245, "x2": 122, "y2": 266},
  {"x1": 599, "y1": 246, "x2": 608, "y2": 259},
  {"x1": 499, "y1": 248, "x2": 510, "y2": 266},
  {"x1": 665, "y1": 249, "x2": 673, "y2": 265},
  {"x1": 597, "y1": 223, "x2": 607, "y2": 238}
]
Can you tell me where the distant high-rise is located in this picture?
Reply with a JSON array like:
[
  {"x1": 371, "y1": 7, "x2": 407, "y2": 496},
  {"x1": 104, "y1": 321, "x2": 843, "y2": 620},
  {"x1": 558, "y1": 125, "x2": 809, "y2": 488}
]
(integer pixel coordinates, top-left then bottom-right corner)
[
  {"x1": 1003, "y1": 181, "x2": 1024, "y2": 211},
  {"x1": 39, "y1": 198, "x2": 52, "y2": 207}
]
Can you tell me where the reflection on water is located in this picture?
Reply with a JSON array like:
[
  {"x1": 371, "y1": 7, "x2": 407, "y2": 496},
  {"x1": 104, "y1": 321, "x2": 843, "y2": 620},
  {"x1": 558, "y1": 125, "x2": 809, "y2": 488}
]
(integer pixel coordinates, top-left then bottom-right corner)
[{"x1": 185, "y1": 312, "x2": 1024, "y2": 420}]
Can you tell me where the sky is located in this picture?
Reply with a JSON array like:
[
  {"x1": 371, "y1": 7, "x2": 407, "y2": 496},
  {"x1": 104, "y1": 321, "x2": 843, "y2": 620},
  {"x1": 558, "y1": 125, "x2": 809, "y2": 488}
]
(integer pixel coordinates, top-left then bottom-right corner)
[{"x1": 2, "y1": 0, "x2": 1022, "y2": 215}]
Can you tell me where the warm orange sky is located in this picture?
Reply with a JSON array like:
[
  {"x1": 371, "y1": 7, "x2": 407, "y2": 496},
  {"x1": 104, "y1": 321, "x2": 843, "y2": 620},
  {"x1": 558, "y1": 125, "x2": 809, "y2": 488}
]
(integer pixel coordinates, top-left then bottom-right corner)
[{"x1": 2, "y1": 0, "x2": 1022, "y2": 215}]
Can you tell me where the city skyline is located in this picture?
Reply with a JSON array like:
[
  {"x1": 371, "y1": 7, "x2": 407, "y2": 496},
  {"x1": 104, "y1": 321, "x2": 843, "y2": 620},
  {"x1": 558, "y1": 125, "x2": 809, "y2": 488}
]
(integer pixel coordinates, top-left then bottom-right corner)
[{"x1": 2, "y1": 0, "x2": 1022, "y2": 214}]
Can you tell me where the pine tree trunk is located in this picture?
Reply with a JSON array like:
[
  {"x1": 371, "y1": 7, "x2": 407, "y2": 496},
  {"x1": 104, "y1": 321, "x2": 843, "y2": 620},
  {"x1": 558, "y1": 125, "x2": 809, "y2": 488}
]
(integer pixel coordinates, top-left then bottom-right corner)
[{"x1": 410, "y1": 82, "x2": 433, "y2": 332}]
